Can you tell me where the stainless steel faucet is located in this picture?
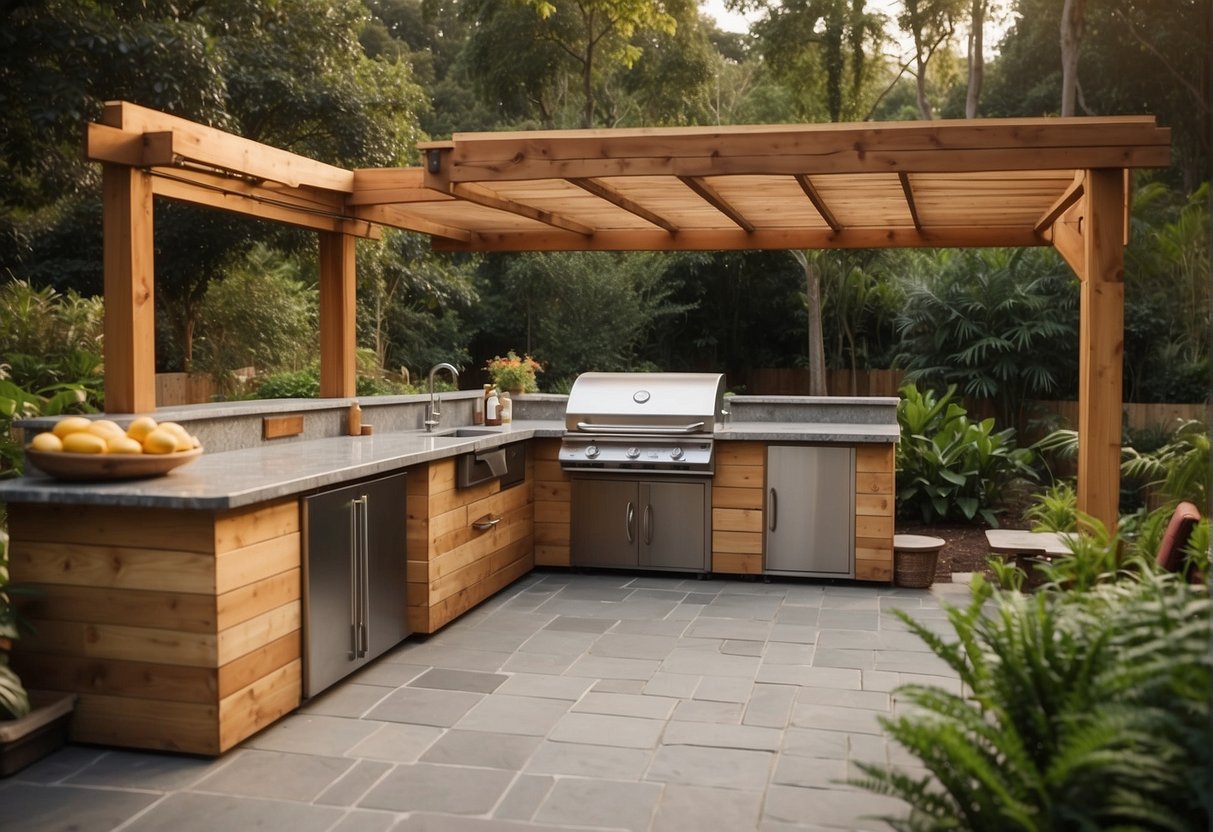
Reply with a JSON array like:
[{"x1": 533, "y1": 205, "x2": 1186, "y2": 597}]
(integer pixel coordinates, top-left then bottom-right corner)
[{"x1": 425, "y1": 362, "x2": 460, "y2": 431}]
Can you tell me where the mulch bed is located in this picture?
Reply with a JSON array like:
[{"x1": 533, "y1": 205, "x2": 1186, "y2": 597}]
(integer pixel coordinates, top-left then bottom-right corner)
[{"x1": 897, "y1": 521, "x2": 1028, "y2": 583}]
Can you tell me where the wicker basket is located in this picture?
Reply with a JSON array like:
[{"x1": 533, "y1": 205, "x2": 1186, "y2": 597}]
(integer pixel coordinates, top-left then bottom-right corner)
[{"x1": 893, "y1": 534, "x2": 946, "y2": 588}]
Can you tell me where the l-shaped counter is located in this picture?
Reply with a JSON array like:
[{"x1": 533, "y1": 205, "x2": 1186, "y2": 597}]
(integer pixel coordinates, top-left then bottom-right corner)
[{"x1": 0, "y1": 392, "x2": 897, "y2": 754}]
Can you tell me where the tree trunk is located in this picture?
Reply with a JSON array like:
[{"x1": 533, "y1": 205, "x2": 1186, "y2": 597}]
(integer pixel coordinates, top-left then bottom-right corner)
[
  {"x1": 582, "y1": 8, "x2": 595, "y2": 127},
  {"x1": 965, "y1": 0, "x2": 985, "y2": 118},
  {"x1": 1060, "y1": 0, "x2": 1086, "y2": 117},
  {"x1": 915, "y1": 53, "x2": 933, "y2": 119},
  {"x1": 792, "y1": 251, "x2": 828, "y2": 396}
]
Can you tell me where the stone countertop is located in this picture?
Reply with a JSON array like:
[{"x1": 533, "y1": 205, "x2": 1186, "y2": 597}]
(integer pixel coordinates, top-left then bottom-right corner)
[
  {"x1": 0, "y1": 421, "x2": 563, "y2": 511},
  {"x1": 0, "y1": 416, "x2": 898, "y2": 511}
]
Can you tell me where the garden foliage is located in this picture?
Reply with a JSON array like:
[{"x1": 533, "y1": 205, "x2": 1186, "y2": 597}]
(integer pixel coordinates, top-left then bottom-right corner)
[{"x1": 895, "y1": 384, "x2": 1036, "y2": 526}]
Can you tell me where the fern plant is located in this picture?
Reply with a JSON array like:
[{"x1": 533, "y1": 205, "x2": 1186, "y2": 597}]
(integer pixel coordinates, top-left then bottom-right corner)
[{"x1": 854, "y1": 571, "x2": 1211, "y2": 831}]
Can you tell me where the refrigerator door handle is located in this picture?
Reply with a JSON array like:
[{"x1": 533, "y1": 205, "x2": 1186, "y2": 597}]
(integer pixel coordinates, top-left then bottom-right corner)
[
  {"x1": 348, "y1": 499, "x2": 359, "y2": 659},
  {"x1": 769, "y1": 488, "x2": 778, "y2": 532},
  {"x1": 357, "y1": 495, "x2": 370, "y2": 658}
]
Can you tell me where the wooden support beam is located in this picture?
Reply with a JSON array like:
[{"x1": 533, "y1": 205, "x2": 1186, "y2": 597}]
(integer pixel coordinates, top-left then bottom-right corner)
[
  {"x1": 678, "y1": 176, "x2": 755, "y2": 233},
  {"x1": 1075, "y1": 169, "x2": 1126, "y2": 532},
  {"x1": 568, "y1": 177, "x2": 679, "y2": 233},
  {"x1": 86, "y1": 123, "x2": 175, "y2": 167},
  {"x1": 1050, "y1": 199, "x2": 1085, "y2": 278},
  {"x1": 353, "y1": 204, "x2": 472, "y2": 242},
  {"x1": 101, "y1": 100, "x2": 354, "y2": 192},
  {"x1": 897, "y1": 172, "x2": 923, "y2": 232},
  {"x1": 102, "y1": 165, "x2": 157, "y2": 414},
  {"x1": 1034, "y1": 171, "x2": 1084, "y2": 232},
  {"x1": 318, "y1": 233, "x2": 357, "y2": 398},
  {"x1": 794, "y1": 175, "x2": 842, "y2": 232},
  {"x1": 448, "y1": 182, "x2": 593, "y2": 236}
]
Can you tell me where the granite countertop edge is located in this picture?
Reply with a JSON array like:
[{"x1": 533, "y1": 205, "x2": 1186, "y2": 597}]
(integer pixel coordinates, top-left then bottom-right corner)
[{"x1": 0, "y1": 419, "x2": 897, "y2": 510}]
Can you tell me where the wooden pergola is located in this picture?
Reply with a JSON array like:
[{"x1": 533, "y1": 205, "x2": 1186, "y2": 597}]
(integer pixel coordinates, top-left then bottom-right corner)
[{"x1": 86, "y1": 101, "x2": 1171, "y2": 530}]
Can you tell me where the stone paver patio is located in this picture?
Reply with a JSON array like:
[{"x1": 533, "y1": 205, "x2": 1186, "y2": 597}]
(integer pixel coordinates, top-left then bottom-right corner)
[{"x1": 0, "y1": 570, "x2": 969, "y2": 831}]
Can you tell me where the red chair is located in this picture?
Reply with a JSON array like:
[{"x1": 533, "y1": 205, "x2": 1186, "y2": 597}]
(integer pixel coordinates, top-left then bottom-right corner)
[{"x1": 1155, "y1": 501, "x2": 1202, "y2": 581}]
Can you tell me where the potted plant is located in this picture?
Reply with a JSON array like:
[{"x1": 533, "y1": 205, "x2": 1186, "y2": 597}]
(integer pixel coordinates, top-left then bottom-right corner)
[
  {"x1": 485, "y1": 351, "x2": 542, "y2": 394},
  {"x1": 0, "y1": 530, "x2": 75, "y2": 776}
]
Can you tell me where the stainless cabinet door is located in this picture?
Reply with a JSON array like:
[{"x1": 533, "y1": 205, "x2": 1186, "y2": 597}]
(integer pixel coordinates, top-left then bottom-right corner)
[
  {"x1": 302, "y1": 482, "x2": 361, "y2": 697},
  {"x1": 571, "y1": 478, "x2": 639, "y2": 568},
  {"x1": 363, "y1": 473, "x2": 409, "y2": 659},
  {"x1": 766, "y1": 446, "x2": 854, "y2": 576},
  {"x1": 640, "y1": 480, "x2": 709, "y2": 572}
]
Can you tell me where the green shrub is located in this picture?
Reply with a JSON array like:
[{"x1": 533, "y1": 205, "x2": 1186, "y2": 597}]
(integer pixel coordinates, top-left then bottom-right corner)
[
  {"x1": 1023, "y1": 480, "x2": 1077, "y2": 532},
  {"x1": 856, "y1": 570, "x2": 1211, "y2": 830},
  {"x1": 251, "y1": 365, "x2": 423, "y2": 400},
  {"x1": 895, "y1": 384, "x2": 1037, "y2": 526}
]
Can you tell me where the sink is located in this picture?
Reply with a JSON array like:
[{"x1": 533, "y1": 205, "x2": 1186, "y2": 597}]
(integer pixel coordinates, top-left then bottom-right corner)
[{"x1": 434, "y1": 427, "x2": 501, "y2": 438}]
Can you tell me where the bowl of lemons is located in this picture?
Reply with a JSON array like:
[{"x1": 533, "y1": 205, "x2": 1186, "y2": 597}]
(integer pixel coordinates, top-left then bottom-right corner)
[{"x1": 25, "y1": 416, "x2": 203, "y2": 481}]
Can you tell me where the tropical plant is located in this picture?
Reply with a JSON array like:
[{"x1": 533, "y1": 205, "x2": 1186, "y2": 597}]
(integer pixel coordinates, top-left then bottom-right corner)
[
  {"x1": 1120, "y1": 419, "x2": 1209, "y2": 507},
  {"x1": 855, "y1": 569, "x2": 1212, "y2": 830},
  {"x1": 895, "y1": 384, "x2": 1037, "y2": 525},
  {"x1": 1023, "y1": 480, "x2": 1077, "y2": 532},
  {"x1": 0, "y1": 530, "x2": 32, "y2": 719}
]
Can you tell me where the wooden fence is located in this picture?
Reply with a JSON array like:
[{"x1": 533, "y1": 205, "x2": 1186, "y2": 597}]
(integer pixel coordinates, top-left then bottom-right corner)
[{"x1": 154, "y1": 373, "x2": 216, "y2": 407}]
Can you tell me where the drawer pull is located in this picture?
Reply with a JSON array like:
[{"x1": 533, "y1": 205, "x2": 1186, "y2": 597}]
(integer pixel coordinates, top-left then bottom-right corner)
[{"x1": 472, "y1": 514, "x2": 501, "y2": 531}]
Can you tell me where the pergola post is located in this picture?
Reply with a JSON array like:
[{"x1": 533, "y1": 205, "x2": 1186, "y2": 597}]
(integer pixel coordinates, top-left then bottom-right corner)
[
  {"x1": 102, "y1": 164, "x2": 156, "y2": 414},
  {"x1": 1075, "y1": 169, "x2": 1127, "y2": 531},
  {"x1": 318, "y1": 231, "x2": 357, "y2": 398}
]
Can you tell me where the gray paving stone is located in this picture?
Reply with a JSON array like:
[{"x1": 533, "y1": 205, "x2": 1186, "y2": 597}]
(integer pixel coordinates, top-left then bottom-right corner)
[
  {"x1": 330, "y1": 809, "x2": 398, "y2": 832},
  {"x1": 590, "y1": 633, "x2": 680, "y2": 660},
  {"x1": 409, "y1": 667, "x2": 509, "y2": 693},
  {"x1": 467, "y1": 610, "x2": 556, "y2": 635},
  {"x1": 194, "y1": 749, "x2": 353, "y2": 801},
  {"x1": 684, "y1": 617, "x2": 772, "y2": 641},
  {"x1": 365, "y1": 686, "x2": 484, "y2": 727},
  {"x1": 500, "y1": 650, "x2": 579, "y2": 675},
  {"x1": 392, "y1": 644, "x2": 511, "y2": 671},
  {"x1": 763, "y1": 784, "x2": 906, "y2": 831},
  {"x1": 419, "y1": 729, "x2": 541, "y2": 769},
  {"x1": 817, "y1": 609, "x2": 881, "y2": 630},
  {"x1": 846, "y1": 732, "x2": 890, "y2": 764},
  {"x1": 125, "y1": 792, "x2": 343, "y2": 832},
  {"x1": 316, "y1": 759, "x2": 394, "y2": 807},
  {"x1": 564, "y1": 654, "x2": 662, "y2": 680},
  {"x1": 873, "y1": 650, "x2": 957, "y2": 676},
  {"x1": 782, "y1": 728, "x2": 849, "y2": 759},
  {"x1": 556, "y1": 584, "x2": 636, "y2": 601},
  {"x1": 797, "y1": 686, "x2": 891, "y2": 711},
  {"x1": 495, "y1": 672, "x2": 595, "y2": 700},
  {"x1": 593, "y1": 678, "x2": 647, "y2": 694},
  {"x1": 683, "y1": 592, "x2": 717, "y2": 605},
  {"x1": 651, "y1": 783, "x2": 764, "y2": 832},
  {"x1": 352, "y1": 661, "x2": 429, "y2": 687},
  {"x1": 360, "y1": 763, "x2": 514, "y2": 813},
  {"x1": 813, "y1": 647, "x2": 876, "y2": 670},
  {"x1": 761, "y1": 642, "x2": 816, "y2": 665},
  {"x1": 347, "y1": 722, "x2": 444, "y2": 762},
  {"x1": 494, "y1": 774, "x2": 555, "y2": 821},
  {"x1": 821, "y1": 594, "x2": 880, "y2": 611},
  {"x1": 663, "y1": 721, "x2": 782, "y2": 751},
  {"x1": 772, "y1": 754, "x2": 848, "y2": 788},
  {"x1": 431, "y1": 628, "x2": 534, "y2": 653},
  {"x1": 791, "y1": 703, "x2": 886, "y2": 735},
  {"x1": 534, "y1": 777, "x2": 662, "y2": 832},
  {"x1": 454, "y1": 694, "x2": 572, "y2": 735},
  {"x1": 818, "y1": 628, "x2": 883, "y2": 649},
  {"x1": 742, "y1": 683, "x2": 797, "y2": 729},
  {"x1": 645, "y1": 745, "x2": 774, "y2": 790},
  {"x1": 756, "y1": 665, "x2": 861, "y2": 689},
  {"x1": 544, "y1": 615, "x2": 616, "y2": 633},
  {"x1": 877, "y1": 630, "x2": 937, "y2": 651},
  {"x1": 660, "y1": 647, "x2": 760, "y2": 678},
  {"x1": 10, "y1": 746, "x2": 109, "y2": 784},
  {"x1": 860, "y1": 669, "x2": 901, "y2": 692},
  {"x1": 768, "y1": 624, "x2": 820, "y2": 644},
  {"x1": 629, "y1": 588, "x2": 690, "y2": 601},
  {"x1": 64, "y1": 748, "x2": 218, "y2": 790},
  {"x1": 300, "y1": 683, "x2": 393, "y2": 717},
  {"x1": 573, "y1": 691, "x2": 678, "y2": 719},
  {"x1": 525, "y1": 741, "x2": 654, "y2": 780},
  {"x1": 774, "y1": 605, "x2": 820, "y2": 625},
  {"x1": 518, "y1": 629, "x2": 601, "y2": 656},
  {"x1": 243, "y1": 713, "x2": 384, "y2": 755},
  {"x1": 693, "y1": 676, "x2": 753, "y2": 703},
  {"x1": 672, "y1": 699, "x2": 744, "y2": 724},
  {"x1": 721, "y1": 638, "x2": 765, "y2": 656},
  {"x1": 0, "y1": 783, "x2": 158, "y2": 832},
  {"x1": 610, "y1": 618, "x2": 690, "y2": 636},
  {"x1": 642, "y1": 671, "x2": 701, "y2": 699},
  {"x1": 700, "y1": 595, "x2": 782, "y2": 620},
  {"x1": 549, "y1": 712, "x2": 666, "y2": 748}
]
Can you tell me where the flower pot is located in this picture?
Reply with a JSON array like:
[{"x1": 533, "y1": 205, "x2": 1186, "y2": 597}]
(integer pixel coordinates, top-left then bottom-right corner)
[{"x1": 0, "y1": 690, "x2": 76, "y2": 777}]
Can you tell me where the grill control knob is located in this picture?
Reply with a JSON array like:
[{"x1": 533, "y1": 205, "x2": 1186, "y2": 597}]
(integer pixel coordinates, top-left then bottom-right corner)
[
  {"x1": 626, "y1": 446, "x2": 641, "y2": 459},
  {"x1": 669, "y1": 446, "x2": 684, "y2": 460},
  {"x1": 585, "y1": 445, "x2": 600, "y2": 459}
]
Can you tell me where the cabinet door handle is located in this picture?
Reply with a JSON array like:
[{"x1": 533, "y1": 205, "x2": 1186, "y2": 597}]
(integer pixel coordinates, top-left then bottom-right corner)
[
  {"x1": 349, "y1": 499, "x2": 359, "y2": 659},
  {"x1": 472, "y1": 514, "x2": 501, "y2": 531},
  {"x1": 358, "y1": 495, "x2": 370, "y2": 658},
  {"x1": 643, "y1": 503, "x2": 653, "y2": 545},
  {"x1": 769, "y1": 488, "x2": 778, "y2": 532},
  {"x1": 625, "y1": 501, "x2": 635, "y2": 544}
]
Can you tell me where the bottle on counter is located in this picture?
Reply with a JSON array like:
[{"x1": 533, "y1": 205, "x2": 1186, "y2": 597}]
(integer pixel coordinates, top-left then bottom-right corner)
[
  {"x1": 473, "y1": 393, "x2": 484, "y2": 425},
  {"x1": 485, "y1": 386, "x2": 501, "y2": 426},
  {"x1": 500, "y1": 391, "x2": 512, "y2": 425},
  {"x1": 347, "y1": 401, "x2": 362, "y2": 436}
]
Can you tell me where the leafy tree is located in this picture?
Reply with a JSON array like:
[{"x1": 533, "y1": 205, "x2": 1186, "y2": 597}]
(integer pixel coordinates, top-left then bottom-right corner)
[
  {"x1": 893, "y1": 247, "x2": 1078, "y2": 428},
  {"x1": 897, "y1": 0, "x2": 967, "y2": 119}
]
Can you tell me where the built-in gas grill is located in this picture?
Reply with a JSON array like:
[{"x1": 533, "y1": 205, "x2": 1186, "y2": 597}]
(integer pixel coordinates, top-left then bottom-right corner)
[
  {"x1": 562, "y1": 372, "x2": 725, "y2": 574},
  {"x1": 559, "y1": 372, "x2": 726, "y2": 475}
]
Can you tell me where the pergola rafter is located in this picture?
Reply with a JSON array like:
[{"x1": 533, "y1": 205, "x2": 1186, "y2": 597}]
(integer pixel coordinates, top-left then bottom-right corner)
[{"x1": 84, "y1": 101, "x2": 1172, "y2": 530}]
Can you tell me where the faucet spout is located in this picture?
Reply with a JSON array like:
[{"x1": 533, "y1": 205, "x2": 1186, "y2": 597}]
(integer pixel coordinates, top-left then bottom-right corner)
[{"x1": 425, "y1": 362, "x2": 460, "y2": 432}]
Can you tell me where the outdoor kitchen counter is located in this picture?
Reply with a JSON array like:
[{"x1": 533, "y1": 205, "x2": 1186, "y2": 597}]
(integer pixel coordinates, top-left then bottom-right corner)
[
  {"x1": 0, "y1": 420, "x2": 564, "y2": 510},
  {"x1": 716, "y1": 421, "x2": 898, "y2": 443}
]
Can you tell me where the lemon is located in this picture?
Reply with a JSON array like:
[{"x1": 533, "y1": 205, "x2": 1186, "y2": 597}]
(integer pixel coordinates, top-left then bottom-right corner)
[
  {"x1": 62, "y1": 432, "x2": 107, "y2": 454},
  {"x1": 52, "y1": 416, "x2": 92, "y2": 438},
  {"x1": 158, "y1": 421, "x2": 196, "y2": 451},
  {"x1": 29, "y1": 432, "x2": 63, "y2": 453},
  {"x1": 107, "y1": 435, "x2": 144, "y2": 454},
  {"x1": 142, "y1": 428, "x2": 179, "y2": 455},
  {"x1": 126, "y1": 416, "x2": 158, "y2": 442}
]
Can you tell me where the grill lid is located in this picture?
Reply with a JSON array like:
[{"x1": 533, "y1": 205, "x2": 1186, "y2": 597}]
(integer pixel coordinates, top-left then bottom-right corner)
[{"x1": 565, "y1": 372, "x2": 726, "y2": 434}]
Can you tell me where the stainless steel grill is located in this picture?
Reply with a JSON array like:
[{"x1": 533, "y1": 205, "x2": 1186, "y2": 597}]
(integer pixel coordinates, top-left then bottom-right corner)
[{"x1": 559, "y1": 372, "x2": 725, "y2": 474}]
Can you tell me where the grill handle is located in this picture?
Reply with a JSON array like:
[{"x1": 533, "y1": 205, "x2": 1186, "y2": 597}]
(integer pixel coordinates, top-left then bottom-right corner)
[
  {"x1": 769, "y1": 488, "x2": 778, "y2": 532},
  {"x1": 625, "y1": 502, "x2": 635, "y2": 543},
  {"x1": 576, "y1": 421, "x2": 705, "y2": 435}
]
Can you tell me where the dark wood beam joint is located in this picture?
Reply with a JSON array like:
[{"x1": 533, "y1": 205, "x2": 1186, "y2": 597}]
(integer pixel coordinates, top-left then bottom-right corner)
[{"x1": 898, "y1": 172, "x2": 923, "y2": 232}]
